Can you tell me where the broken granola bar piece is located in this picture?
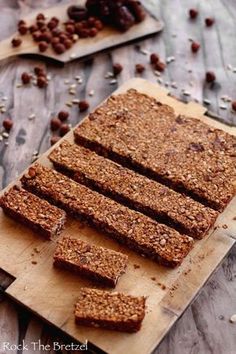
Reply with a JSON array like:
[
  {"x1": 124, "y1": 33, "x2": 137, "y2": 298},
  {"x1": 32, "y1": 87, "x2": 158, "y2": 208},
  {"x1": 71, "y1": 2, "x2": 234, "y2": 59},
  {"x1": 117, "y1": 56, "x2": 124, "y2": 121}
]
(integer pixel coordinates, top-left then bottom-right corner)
[
  {"x1": 54, "y1": 236, "x2": 128, "y2": 287},
  {"x1": 75, "y1": 288, "x2": 146, "y2": 332},
  {"x1": 0, "y1": 186, "x2": 66, "y2": 239}
]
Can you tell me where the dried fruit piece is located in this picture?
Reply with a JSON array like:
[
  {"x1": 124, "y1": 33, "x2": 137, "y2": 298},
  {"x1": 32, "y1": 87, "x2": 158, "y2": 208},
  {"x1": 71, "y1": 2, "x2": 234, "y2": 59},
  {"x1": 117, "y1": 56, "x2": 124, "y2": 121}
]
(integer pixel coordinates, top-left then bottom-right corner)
[
  {"x1": 136, "y1": 63, "x2": 145, "y2": 74},
  {"x1": 205, "y1": 71, "x2": 216, "y2": 83},
  {"x1": 50, "y1": 135, "x2": 61, "y2": 146},
  {"x1": 12, "y1": 38, "x2": 22, "y2": 47},
  {"x1": 37, "y1": 76, "x2": 48, "y2": 88},
  {"x1": 155, "y1": 61, "x2": 166, "y2": 72},
  {"x1": 189, "y1": 9, "x2": 198, "y2": 19},
  {"x1": 191, "y1": 41, "x2": 200, "y2": 53},
  {"x1": 60, "y1": 123, "x2": 70, "y2": 136},
  {"x1": 205, "y1": 17, "x2": 215, "y2": 27},
  {"x1": 79, "y1": 100, "x2": 90, "y2": 112},
  {"x1": 50, "y1": 118, "x2": 62, "y2": 131},
  {"x1": 21, "y1": 72, "x2": 31, "y2": 85},
  {"x1": 150, "y1": 53, "x2": 159, "y2": 65},
  {"x1": 38, "y1": 41, "x2": 48, "y2": 52},
  {"x1": 113, "y1": 63, "x2": 123, "y2": 76},
  {"x1": 58, "y1": 111, "x2": 69, "y2": 121},
  {"x1": 3, "y1": 119, "x2": 13, "y2": 132}
]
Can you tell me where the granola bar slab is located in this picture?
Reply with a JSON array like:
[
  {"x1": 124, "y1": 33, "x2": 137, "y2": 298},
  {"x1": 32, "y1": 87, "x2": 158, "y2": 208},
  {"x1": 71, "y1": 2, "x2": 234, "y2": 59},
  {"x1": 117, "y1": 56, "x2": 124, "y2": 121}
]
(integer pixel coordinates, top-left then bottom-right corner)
[
  {"x1": 54, "y1": 236, "x2": 128, "y2": 287},
  {"x1": 21, "y1": 164, "x2": 194, "y2": 267},
  {"x1": 49, "y1": 141, "x2": 218, "y2": 238},
  {"x1": 75, "y1": 288, "x2": 146, "y2": 332},
  {"x1": 0, "y1": 186, "x2": 66, "y2": 239},
  {"x1": 74, "y1": 89, "x2": 236, "y2": 211}
]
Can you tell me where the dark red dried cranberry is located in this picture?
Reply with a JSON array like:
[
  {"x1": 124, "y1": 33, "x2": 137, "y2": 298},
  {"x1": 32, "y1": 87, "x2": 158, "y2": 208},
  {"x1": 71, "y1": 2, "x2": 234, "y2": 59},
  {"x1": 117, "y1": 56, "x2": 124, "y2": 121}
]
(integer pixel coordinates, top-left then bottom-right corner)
[
  {"x1": 113, "y1": 63, "x2": 123, "y2": 76},
  {"x1": 89, "y1": 27, "x2": 98, "y2": 37},
  {"x1": 65, "y1": 24, "x2": 75, "y2": 34},
  {"x1": 150, "y1": 53, "x2": 159, "y2": 65},
  {"x1": 136, "y1": 63, "x2": 145, "y2": 73},
  {"x1": 232, "y1": 101, "x2": 236, "y2": 112},
  {"x1": 34, "y1": 66, "x2": 46, "y2": 76},
  {"x1": 94, "y1": 20, "x2": 104, "y2": 30},
  {"x1": 189, "y1": 9, "x2": 198, "y2": 19},
  {"x1": 155, "y1": 61, "x2": 166, "y2": 72},
  {"x1": 50, "y1": 135, "x2": 60, "y2": 146},
  {"x1": 18, "y1": 25, "x2": 28, "y2": 35},
  {"x1": 205, "y1": 71, "x2": 216, "y2": 83},
  {"x1": 3, "y1": 118, "x2": 13, "y2": 132},
  {"x1": 21, "y1": 72, "x2": 31, "y2": 84},
  {"x1": 12, "y1": 38, "x2": 22, "y2": 47},
  {"x1": 205, "y1": 17, "x2": 215, "y2": 27},
  {"x1": 37, "y1": 76, "x2": 48, "y2": 88},
  {"x1": 29, "y1": 25, "x2": 38, "y2": 33},
  {"x1": 191, "y1": 41, "x2": 200, "y2": 53}
]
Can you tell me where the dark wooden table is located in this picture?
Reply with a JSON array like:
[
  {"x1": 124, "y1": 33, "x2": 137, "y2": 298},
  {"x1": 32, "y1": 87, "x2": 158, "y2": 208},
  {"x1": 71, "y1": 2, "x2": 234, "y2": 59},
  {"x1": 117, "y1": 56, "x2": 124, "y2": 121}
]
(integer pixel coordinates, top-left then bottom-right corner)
[{"x1": 0, "y1": 1, "x2": 236, "y2": 353}]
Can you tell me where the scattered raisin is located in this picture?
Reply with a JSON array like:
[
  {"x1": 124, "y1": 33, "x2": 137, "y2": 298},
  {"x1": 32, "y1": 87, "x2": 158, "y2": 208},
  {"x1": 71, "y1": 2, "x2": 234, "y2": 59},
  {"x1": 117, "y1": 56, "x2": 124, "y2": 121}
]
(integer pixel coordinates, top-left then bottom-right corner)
[
  {"x1": 37, "y1": 76, "x2": 47, "y2": 88},
  {"x1": 155, "y1": 61, "x2": 166, "y2": 72},
  {"x1": 50, "y1": 135, "x2": 60, "y2": 146},
  {"x1": 189, "y1": 9, "x2": 198, "y2": 19},
  {"x1": 18, "y1": 25, "x2": 28, "y2": 35},
  {"x1": 191, "y1": 41, "x2": 200, "y2": 53},
  {"x1": 60, "y1": 123, "x2": 70, "y2": 136},
  {"x1": 150, "y1": 53, "x2": 159, "y2": 65},
  {"x1": 50, "y1": 118, "x2": 62, "y2": 131},
  {"x1": 21, "y1": 72, "x2": 31, "y2": 84},
  {"x1": 58, "y1": 111, "x2": 69, "y2": 121},
  {"x1": 113, "y1": 63, "x2": 123, "y2": 76},
  {"x1": 11, "y1": 38, "x2": 22, "y2": 47},
  {"x1": 232, "y1": 101, "x2": 236, "y2": 112},
  {"x1": 206, "y1": 71, "x2": 216, "y2": 83},
  {"x1": 205, "y1": 17, "x2": 215, "y2": 27},
  {"x1": 38, "y1": 41, "x2": 48, "y2": 52},
  {"x1": 53, "y1": 43, "x2": 66, "y2": 54}
]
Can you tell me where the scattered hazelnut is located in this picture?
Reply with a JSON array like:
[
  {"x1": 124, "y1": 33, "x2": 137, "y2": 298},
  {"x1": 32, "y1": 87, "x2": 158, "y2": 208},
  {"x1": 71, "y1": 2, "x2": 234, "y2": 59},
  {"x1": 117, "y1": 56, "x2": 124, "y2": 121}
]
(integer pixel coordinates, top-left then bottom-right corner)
[
  {"x1": 205, "y1": 71, "x2": 216, "y2": 83},
  {"x1": 58, "y1": 111, "x2": 69, "y2": 121},
  {"x1": 11, "y1": 38, "x2": 22, "y2": 47},
  {"x1": 64, "y1": 39, "x2": 73, "y2": 49},
  {"x1": 60, "y1": 123, "x2": 70, "y2": 136},
  {"x1": 232, "y1": 101, "x2": 236, "y2": 112},
  {"x1": 113, "y1": 63, "x2": 123, "y2": 76},
  {"x1": 189, "y1": 9, "x2": 198, "y2": 19},
  {"x1": 18, "y1": 25, "x2": 28, "y2": 35},
  {"x1": 150, "y1": 53, "x2": 159, "y2": 65},
  {"x1": 38, "y1": 41, "x2": 48, "y2": 52},
  {"x1": 89, "y1": 28, "x2": 98, "y2": 37},
  {"x1": 65, "y1": 24, "x2": 75, "y2": 34},
  {"x1": 37, "y1": 76, "x2": 47, "y2": 88},
  {"x1": 32, "y1": 31, "x2": 42, "y2": 42},
  {"x1": 191, "y1": 41, "x2": 200, "y2": 53},
  {"x1": 155, "y1": 61, "x2": 166, "y2": 72},
  {"x1": 3, "y1": 119, "x2": 13, "y2": 132},
  {"x1": 53, "y1": 43, "x2": 66, "y2": 54},
  {"x1": 21, "y1": 72, "x2": 31, "y2": 85},
  {"x1": 135, "y1": 64, "x2": 145, "y2": 74},
  {"x1": 205, "y1": 17, "x2": 215, "y2": 27},
  {"x1": 50, "y1": 118, "x2": 62, "y2": 131},
  {"x1": 79, "y1": 100, "x2": 90, "y2": 112},
  {"x1": 94, "y1": 20, "x2": 104, "y2": 31},
  {"x1": 50, "y1": 135, "x2": 60, "y2": 146},
  {"x1": 34, "y1": 66, "x2": 45, "y2": 76}
]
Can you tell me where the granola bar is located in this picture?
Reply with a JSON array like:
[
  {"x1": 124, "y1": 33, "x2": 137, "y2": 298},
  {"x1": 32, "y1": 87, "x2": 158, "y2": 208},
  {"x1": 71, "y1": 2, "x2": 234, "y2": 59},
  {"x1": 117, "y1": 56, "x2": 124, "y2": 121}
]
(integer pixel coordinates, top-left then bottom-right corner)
[
  {"x1": 0, "y1": 186, "x2": 66, "y2": 239},
  {"x1": 54, "y1": 236, "x2": 128, "y2": 287},
  {"x1": 75, "y1": 288, "x2": 146, "y2": 332},
  {"x1": 74, "y1": 89, "x2": 236, "y2": 211},
  {"x1": 21, "y1": 164, "x2": 194, "y2": 267},
  {"x1": 49, "y1": 141, "x2": 218, "y2": 238}
]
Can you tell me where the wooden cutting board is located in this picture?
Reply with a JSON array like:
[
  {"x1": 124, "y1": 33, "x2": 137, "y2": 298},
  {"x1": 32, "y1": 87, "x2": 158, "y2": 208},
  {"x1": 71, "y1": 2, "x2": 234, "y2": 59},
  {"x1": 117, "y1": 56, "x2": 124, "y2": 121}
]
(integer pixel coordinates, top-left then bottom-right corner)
[
  {"x1": 0, "y1": 1, "x2": 163, "y2": 64},
  {"x1": 0, "y1": 78, "x2": 235, "y2": 354}
]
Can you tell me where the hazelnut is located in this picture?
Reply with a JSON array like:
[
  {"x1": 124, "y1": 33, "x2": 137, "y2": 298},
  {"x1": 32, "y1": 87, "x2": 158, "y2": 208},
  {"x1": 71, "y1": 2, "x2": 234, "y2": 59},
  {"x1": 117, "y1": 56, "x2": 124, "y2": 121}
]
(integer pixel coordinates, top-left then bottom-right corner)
[
  {"x1": 94, "y1": 20, "x2": 104, "y2": 31},
  {"x1": 150, "y1": 53, "x2": 159, "y2": 65},
  {"x1": 11, "y1": 38, "x2": 22, "y2": 47},
  {"x1": 155, "y1": 61, "x2": 166, "y2": 72},
  {"x1": 64, "y1": 39, "x2": 73, "y2": 49},
  {"x1": 135, "y1": 64, "x2": 145, "y2": 74},
  {"x1": 205, "y1": 17, "x2": 215, "y2": 27},
  {"x1": 39, "y1": 32, "x2": 52, "y2": 43},
  {"x1": 51, "y1": 37, "x2": 60, "y2": 46},
  {"x1": 58, "y1": 111, "x2": 69, "y2": 121},
  {"x1": 51, "y1": 28, "x2": 62, "y2": 37},
  {"x1": 60, "y1": 123, "x2": 70, "y2": 136},
  {"x1": 65, "y1": 24, "x2": 75, "y2": 34},
  {"x1": 50, "y1": 135, "x2": 60, "y2": 146},
  {"x1": 47, "y1": 20, "x2": 58, "y2": 30},
  {"x1": 36, "y1": 13, "x2": 45, "y2": 21},
  {"x1": 34, "y1": 66, "x2": 46, "y2": 76},
  {"x1": 21, "y1": 72, "x2": 31, "y2": 84},
  {"x1": 113, "y1": 63, "x2": 123, "y2": 76},
  {"x1": 53, "y1": 43, "x2": 66, "y2": 54},
  {"x1": 191, "y1": 41, "x2": 200, "y2": 53},
  {"x1": 32, "y1": 31, "x2": 42, "y2": 42},
  {"x1": 37, "y1": 20, "x2": 46, "y2": 29},
  {"x1": 18, "y1": 25, "x2": 28, "y2": 35},
  {"x1": 189, "y1": 9, "x2": 198, "y2": 19},
  {"x1": 3, "y1": 119, "x2": 13, "y2": 132},
  {"x1": 38, "y1": 41, "x2": 48, "y2": 52},
  {"x1": 18, "y1": 20, "x2": 26, "y2": 27},
  {"x1": 232, "y1": 101, "x2": 236, "y2": 112},
  {"x1": 79, "y1": 100, "x2": 89, "y2": 112},
  {"x1": 205, "y1": 71, "x2": 216, "y2": 83},
  {"x1": 89, "y1": 27, "x2": 98, "y2": 37},
  {"x1": 37, "y1": 76, "x2": 47, "y2": 88},
  {"x1": 50, "y1": 118, "x2": 62, "y2": 131}
]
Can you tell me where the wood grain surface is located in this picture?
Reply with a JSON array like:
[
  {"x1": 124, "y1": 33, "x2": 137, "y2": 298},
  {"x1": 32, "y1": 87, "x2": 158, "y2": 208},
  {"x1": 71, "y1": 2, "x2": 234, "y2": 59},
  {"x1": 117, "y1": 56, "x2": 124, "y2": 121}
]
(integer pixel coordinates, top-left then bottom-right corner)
[{"x1": 0, "y1": 1, "x2": 235, "y2": 354}]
